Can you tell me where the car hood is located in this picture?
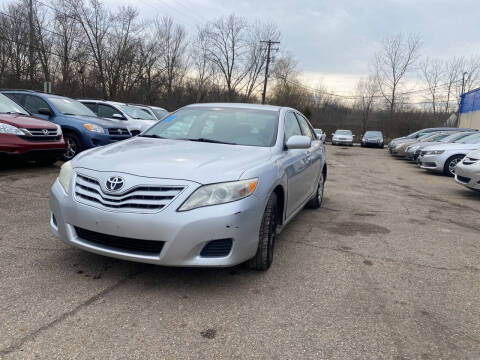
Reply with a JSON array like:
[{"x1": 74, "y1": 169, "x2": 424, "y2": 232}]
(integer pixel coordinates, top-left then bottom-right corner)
[
  {"x1": 73, "y1": 137, "x2": 273, "y2": 184},
  {"x1": 0, "y1": 113, "x2": 56, "y2": 128},
  {"x1": 64, "y1": 115, "x2": 127, "y2": 129},
  {"x1": 422, "y1": 143, "x2": 480, "y2": 152},
  {"x1": 465, "y1": 149, "x2": 480, "y2": 159},
  {"x1": 333, "y1": 134, "x2": 353, "y2": 139}
]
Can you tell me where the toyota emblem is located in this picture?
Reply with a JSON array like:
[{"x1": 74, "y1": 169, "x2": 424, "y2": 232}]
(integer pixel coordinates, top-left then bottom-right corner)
[{"x1": 106, "y1": 176, "x2": 124, "y2": 191}]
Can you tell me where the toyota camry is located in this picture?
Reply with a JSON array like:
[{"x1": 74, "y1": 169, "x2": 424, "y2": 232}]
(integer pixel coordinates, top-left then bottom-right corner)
[{"x1": 49, "y1": 103, "x2": 327, "y2": 271}]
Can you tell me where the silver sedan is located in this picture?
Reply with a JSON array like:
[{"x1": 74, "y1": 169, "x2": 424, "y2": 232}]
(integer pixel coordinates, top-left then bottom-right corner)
[{"x1": 49, "y1": 103, "x2": 327, "y2": 271}]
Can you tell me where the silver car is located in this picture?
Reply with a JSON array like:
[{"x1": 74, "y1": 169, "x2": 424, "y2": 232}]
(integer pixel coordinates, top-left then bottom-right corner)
[
  {"x1": 49, "y1": 103, "x2": 327, "y2": 271},
  {"x1": 332, "y1": 129, "x2": 354, "y2": 146},
  {"x1": 79, "y1": 100, "x2": 158, "y2": 135},
  {"x1": 455, "y1": 149, "x2": 480, "y2": 191},
  {"x1": 418, "y1": 133, "x2": 480, "y2": 176}
]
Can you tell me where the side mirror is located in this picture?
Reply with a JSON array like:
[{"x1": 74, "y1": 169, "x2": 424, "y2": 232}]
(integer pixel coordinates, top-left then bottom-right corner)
[
  {"x1": 38, "y1": 108, "x2": 53, "y2": 116},
  {"x1": 286, "y1": 135, "x2": 312, "y2": 150},
  {"x1": 112, "y1": 113, "x2": 124, "y2": 120}
]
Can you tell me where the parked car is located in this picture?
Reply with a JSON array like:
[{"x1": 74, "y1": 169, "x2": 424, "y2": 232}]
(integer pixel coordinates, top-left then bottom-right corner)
[
  {"x1": 314, "y1": 128, "x2": 326, "y2": 143},
  {"x1": 405, "y1": 131, "x2": 477, "y2": 161},
  {"x1": 393, "y1": 132, "x2": 455, "y2": 157},
  {"x1": 130, "y1": 104, "x2": 168, "y2": 120},
  {"x1": 361, "y1": 131, "x2": 384, "y2": 148},
  {"x1": 79, "y1": 100, "x2": 157, "y2": 135},
  {"x1": 388, "y1": 127, "x2": 477, "y2": 152},
  {"x1": 418, "y1": 133, "x2": 480, "y2": 176},
  {"x1": 0, "y1": 93, "x2": 65, "y2": 164},
  {"x1": 49, "y1": 103, "x2": 327, "y2": 271},
  {"x1": 2, "y1": 91, "x2": 131, "y2": 160},
  {"x1": 455, "y1": 149, "x2": 480, "y2": 191},
  {"x1": 332, "y1": 129, "x2": 354, "y2": 146}
]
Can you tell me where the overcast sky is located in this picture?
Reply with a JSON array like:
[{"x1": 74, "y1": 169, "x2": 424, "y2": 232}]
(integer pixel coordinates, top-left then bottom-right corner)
[
  {"x1": 4, "y1": 0, "x2": 479, "y2": 94},
  {"x1": 113, "y1": 0, "x2": 479, "y2": 94}
]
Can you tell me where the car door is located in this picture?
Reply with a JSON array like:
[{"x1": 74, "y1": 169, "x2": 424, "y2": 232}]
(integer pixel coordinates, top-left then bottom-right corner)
[
  {"x1": 24, "y1": 95, "x2": 54, "y2": 121},
  {"x1": 284, "y1": 111, "x2": 312, "y2": 218},
  {"x1": 296, "y1": 113, "x2": 323, "y2": 197}
]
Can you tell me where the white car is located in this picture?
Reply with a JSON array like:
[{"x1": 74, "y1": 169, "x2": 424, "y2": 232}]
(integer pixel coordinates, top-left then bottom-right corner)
[
  {"x1": 332, "y1": 129, "x2": 354, "y2": 146},
  {"x1": 130, "y1": 104, "x2": 169, "y2": 120},
  {"x1": 314, "y1": 129, "x2": 326, "y2": 143},
  {"x1": 455, "y1": 149, "x2": 480, "y2": 191},
  {"x1": 418, "y1": 133, "x2": 480, "y2": 176},
  {"x1": 79, "y1": 100, "x2": 158, "y2": 135}
]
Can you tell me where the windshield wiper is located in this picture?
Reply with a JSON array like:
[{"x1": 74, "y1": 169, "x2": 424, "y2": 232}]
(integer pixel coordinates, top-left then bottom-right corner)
[
  {"x1": 63, "y1": 113, "x2": 77, "y2": 116},
  {"x1": 139, "y1": 134, "x2": 166, "y2": 139},
  {"x1": 187, "y1": 138, "x2": 238, "y2": 145}
]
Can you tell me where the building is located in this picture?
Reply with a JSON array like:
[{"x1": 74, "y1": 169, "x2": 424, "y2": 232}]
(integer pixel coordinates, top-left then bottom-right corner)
[{"x1": 459, "y1": 87, "x2": 480, "y2": 130}]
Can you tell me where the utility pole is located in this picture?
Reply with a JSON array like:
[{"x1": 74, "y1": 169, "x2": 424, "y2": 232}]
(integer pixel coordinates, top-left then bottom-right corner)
[
  {"x1": 260, "y1": 39, "x2": 280, "y2": 105},
  {"x1": 28, "y1": 0, "x2": 35, "y2": 83},
  {"x1": 461, "y1": 71, "x2": 468, "y2": 96}
]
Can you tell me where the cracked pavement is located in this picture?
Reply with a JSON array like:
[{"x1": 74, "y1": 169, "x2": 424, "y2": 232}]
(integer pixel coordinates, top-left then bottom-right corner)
[{"x1": 1, "y1": 145, "x2": 480, "y2": 359}]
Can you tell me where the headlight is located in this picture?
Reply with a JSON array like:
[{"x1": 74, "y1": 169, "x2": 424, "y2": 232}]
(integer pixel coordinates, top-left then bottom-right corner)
[
  {"x1": 178, "y1": 178, "x2": 258, "y2": 211},
  {"x1": 58, "y1": 161, "x2": 73, "y2": 193},
  {"x1": 0, "y1": 123, "x2": 24, "y2": 135},
  {"x1": 56, "y1": 124, "x2": 62, "y2": 135},
  {"x1": 425, "y1": 150, "x2": 444, "y2": 155},
  {"x1": 83, "y1": 124, "x2": 105, "y2": 133}
]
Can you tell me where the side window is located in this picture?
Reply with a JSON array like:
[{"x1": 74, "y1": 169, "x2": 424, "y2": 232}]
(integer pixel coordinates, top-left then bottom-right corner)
[
  {"x1": 296, "y1": 114, "x2": 314, "y2": 139},
  {"x1": 98, "y1": 104, "x2": 121, "y2": 119},
  {"x1": 284, "y1": 112, "x2": 302, "y2": 141},
  {"x1": 83, "y1": 102, "x2": 97, "y2": 113},
  {"x1": 24, "y1": 95, "x2": 50, "y2": 114}
]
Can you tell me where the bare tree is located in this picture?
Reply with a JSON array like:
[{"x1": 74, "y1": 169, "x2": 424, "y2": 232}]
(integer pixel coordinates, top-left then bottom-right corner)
[
  {"x1": 192, "y1": 27, "x2": 214, "y2": 102},
  {"x1": 420, "y1": 57, "x2": 443, "y2": 119},
  {"x1": 202, "y1": 14, "x2": 250, "y2": 100},
  {"x1": 443, "y1": 56, "x2": 462, "y2": 113},
  {"x1": 375, "y1": 33, "x2": 422, "y2": 121},
  {"x1": 355, "y1": 75, "x2": 378, "y2": 133}
]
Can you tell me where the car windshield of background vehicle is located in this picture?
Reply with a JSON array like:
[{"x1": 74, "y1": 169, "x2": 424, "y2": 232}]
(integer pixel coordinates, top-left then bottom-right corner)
[
  {"x1": 364, "y1": 131, "x2": 382, "y2": 137},
  {"x1": 119, "y1": 105, "x2": 156, "y2": 120},
  {"x1": 456, "y1": 134, "x2": 480, "y2": 144},
  {"x1": 336, "y1": 130, "x2": 352, "y2": 135},
  {"x1": 142, "y1": 107, "x2": 279, "y2": 147},
  {"x1": 0, "y1": 94, "x2": 29, "y2": 115},
  {"x1": 49, "y1": 97, "x2": 97, "y2": 117},
  {"x1": 440, "y1": 132, "x2": 471, "y2": 143},
  {"x1": 152, "y1": 108, "x2": 168, "y2": 119}
]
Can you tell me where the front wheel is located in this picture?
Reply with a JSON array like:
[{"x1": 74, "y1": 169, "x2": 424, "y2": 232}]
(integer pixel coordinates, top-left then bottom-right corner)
[
  {"x1": 247, "y1": 193, "x2": 277, "y2": 271},
  {"x1": 63, "y1": 133, "x2": 81, "y2": 161},
  {"x1": 307, "y1": 171, "x2": 325, "y2": 209},
  {"x1": 443, "y1": 154, "x2": 464, "y2": 177}
]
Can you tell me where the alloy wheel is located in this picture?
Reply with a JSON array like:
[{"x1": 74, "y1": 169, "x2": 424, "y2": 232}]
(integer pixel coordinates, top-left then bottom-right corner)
[{"x1": 65, "y1": 137, "x2": 77, "y2": 160}]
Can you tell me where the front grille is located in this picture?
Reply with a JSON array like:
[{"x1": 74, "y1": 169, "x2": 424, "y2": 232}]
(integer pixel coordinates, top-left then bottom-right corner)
[
  {"x1": 74, "y1": 174, "x2": 184, "y2": 212},
  {"x1": 108, "y1": 128, "x2": 130, "y2": 136},
  {"x1": 75, "y1": 227, "x2": 164, "y2": 254},
  {"x1": 200, "y1": 239, "x2": 233, "y2": 257},
  {"x1": 420, "y1": 151, "x2": 427, "y2": 156},
  {"x1": 456, "y1": 175, "x2": 471, "y2": 183},
  {"x1": 20, "y1": 128, "x2": 60, "y2": 142}
]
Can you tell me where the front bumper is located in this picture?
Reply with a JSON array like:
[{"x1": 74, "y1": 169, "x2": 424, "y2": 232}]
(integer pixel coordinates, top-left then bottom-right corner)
[
  {"x1": 50, "y1": 179, "x2": 265, "y2": 267},
  {"x1": 455, "y1": 163, "x2": 480, "y2": 190},
  {"x1": 82, "y1": 133, "x2": 131, "y2": 149},
  {"x1": 418, "y1": 154, "x2": 444, "y2": 172},
  {"x1": 332, "y1": 139, "x2": 353, "y2": 145},
  {"x1": 0, "y1": 134, "x2": 65, "y2": 158},
  {"x1": 362, "y1": 140, "x2": 383, "y2": 147}
]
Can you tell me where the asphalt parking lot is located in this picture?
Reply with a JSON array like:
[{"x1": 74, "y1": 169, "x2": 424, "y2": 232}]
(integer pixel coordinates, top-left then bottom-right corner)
[{"x1": 1, "y1": 145, "x2": 480, "y2": 359}]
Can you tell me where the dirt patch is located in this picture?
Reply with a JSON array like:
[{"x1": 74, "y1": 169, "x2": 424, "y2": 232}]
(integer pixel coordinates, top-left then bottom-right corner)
[
  {"x1": 326, "y1": 221, "x2": 390, "y2": 236},
  {"x1": 334, "y1": 152, "x2": 353, "y2": 156},
  {"x1": 354, "y1": 212, "x2": 376, "y2": 217}
]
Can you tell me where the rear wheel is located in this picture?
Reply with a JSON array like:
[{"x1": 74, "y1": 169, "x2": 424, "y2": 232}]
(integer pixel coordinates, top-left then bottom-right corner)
[
  {"x1": 443, "y1": 154, "x2": 464, "y2": 177},
  {"x1": 307, "y1": 171, "x2": 325, "y2": 209},
  {"x1": 63, "y1": 133, "x2": 81, "y2": 161},
  {"x1": 247, "y1": 193, "x2": 277, "y2": 271}
]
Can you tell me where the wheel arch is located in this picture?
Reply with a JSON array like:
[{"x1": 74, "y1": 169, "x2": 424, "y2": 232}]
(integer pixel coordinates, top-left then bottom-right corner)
[{"x1": 272, "y1": 184, "x2": 285, "y2": 226}]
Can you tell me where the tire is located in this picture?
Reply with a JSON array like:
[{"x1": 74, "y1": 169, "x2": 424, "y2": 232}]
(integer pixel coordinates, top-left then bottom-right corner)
[
  {"x1": 443, "y1": 154, "x2": 464, "y2": 177},
  {"x1": 307, "y1": 170, "x2": 325, "y2": 209},
  {"x1": 247, "y1": 193, "x2": 277, "y2": 271},
  {"x1": 63, "y1": 133, "x2": 81, "y2": 161}
]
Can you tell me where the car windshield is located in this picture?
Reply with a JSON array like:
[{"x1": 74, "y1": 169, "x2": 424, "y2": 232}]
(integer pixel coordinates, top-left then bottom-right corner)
[
  {"x1": 141, "y1": 106, "x2": 279, "y2": 147},
  {"x1": 152, "y1": 108, "x2": 168, "y2": 119},
  {"x1": 335, "y1": 130, "x2": 352, "y2": 135},
  {"x1": 49, "y1": 97, "x2": 96, "y2": 117},
  {"x1": 456, "y1": 133, "x2": 480, "y2": 144},
  {"x1": 440, "y1": 132, "x2": 472, "y2": 143},
  {"x1": 364, "y1": 131, "x2": 382, "y2": 137},
  {"x1": 0, "y1": 93, "x2": 29, "y2": 115},
  {"x1": 119, "y1": 105, "x2": 156, "y2": 120}
]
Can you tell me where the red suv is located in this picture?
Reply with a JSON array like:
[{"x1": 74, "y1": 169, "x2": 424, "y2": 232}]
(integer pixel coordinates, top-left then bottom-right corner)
[{"x1": 0, "y1": 93, "x2": 65, "y2": 165}]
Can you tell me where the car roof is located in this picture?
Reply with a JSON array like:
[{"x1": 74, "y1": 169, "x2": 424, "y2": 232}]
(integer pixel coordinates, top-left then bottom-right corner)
[
  {"x1": 184, "y1": 103, "x2": 283, "y2": 112},
  {"x1": 2, "y1": 90, "x2": 69, "y2": 99}
]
